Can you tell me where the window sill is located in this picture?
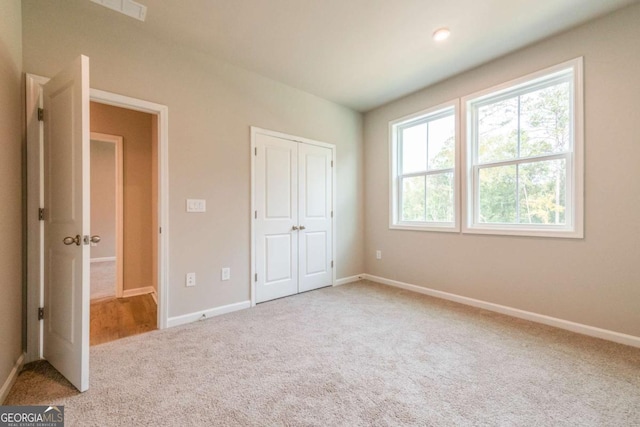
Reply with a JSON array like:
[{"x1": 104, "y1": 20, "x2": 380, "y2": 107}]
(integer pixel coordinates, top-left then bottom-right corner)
[
  {"x1": 462, "y1": 224, "x2": 583, "y2": 239},
  {"x1": 390, "y1": 223, "x2": 460, "y2": 233}
]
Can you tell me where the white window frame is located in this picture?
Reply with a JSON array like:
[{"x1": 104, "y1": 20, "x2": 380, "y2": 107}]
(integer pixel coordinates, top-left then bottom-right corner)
[
  {"x1": 389, "y1": 100, "x2": 460, "y2": 232},
  {"x1": 461, "y1": 57, "x2": 584, "y2": 238}
]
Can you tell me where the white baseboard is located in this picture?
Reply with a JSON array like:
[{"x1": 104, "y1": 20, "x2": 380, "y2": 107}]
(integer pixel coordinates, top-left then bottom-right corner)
[
  {"x1": 167, "y1": 300, "x2": 251, "y2": 328},
  {"x1": 122, "y1": 286, "x2": 155, "y2": 298},
  {"x1": 364, "y1": 274, "x2": 640, "y2": 349},
  {"x1": 334, "y1": 274, "x2": 365, "y2": 286},
  {"x1": 1, "y1": 352, "x2": 25, "y2": 404},
  {"x1": 90, "y1": 256, "x2": 116, "y2": 263}
]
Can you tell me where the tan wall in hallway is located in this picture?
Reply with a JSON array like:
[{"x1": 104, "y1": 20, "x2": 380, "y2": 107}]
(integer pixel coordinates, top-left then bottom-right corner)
[
  {"x1": 0, "y1": 0, "x2": 23, "y2": 400},
  {"x1": 90, "y1": 140, "x2": 116, "y2": 259},
  {"x1": 90, "y1": 102, "x2": 155, "y2": 291}
]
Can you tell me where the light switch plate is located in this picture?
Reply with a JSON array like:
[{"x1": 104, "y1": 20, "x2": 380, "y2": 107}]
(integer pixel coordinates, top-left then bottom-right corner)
[
  {"x1": 186, "y1": 199, "x2": 206, "y2": 213},
  {"x1": 221, "y1": 267, "x2": 230, "y2": 281}
]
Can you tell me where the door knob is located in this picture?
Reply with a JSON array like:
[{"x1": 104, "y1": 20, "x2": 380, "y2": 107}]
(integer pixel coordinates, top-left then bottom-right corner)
[
  {"x1": 292, "y1": 225, "x2": 299, "y2": 231},
  {"x1": 83, "y1": 235, "x2": 101, "y2": 245},
  {"x1": 63, "y1": 235, "x2": 81, "y2": 246},
  {"x1": 299, "y1": 225, "x2": 306, "y2": 230}
]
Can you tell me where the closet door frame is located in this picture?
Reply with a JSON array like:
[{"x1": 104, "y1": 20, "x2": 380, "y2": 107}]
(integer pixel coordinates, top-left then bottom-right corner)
[{"x1": 250, "y1": 127, "x2": 336, "y2": 306}]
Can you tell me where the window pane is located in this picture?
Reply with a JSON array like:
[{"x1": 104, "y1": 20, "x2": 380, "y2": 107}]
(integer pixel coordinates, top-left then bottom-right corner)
[
  {"x1": 402, "y1": 176, "x2": 425, "y2": 221},
  {"x1": 520, "y1": 82, "x2": 571, "y2": 157},
  {"x1": 401, "y1": 123, "x2": 427, "y2": 174},
  {"x1": 426, "y1": 172, "x2": 454, "y2": 222},
  {"x1": 428, "y1": 114, "x2": 455, "y2": 170},
  {"x1": 477, "y1": 97, "x2": 518, "y2": 164},
  {"x1": 518, "y1": 159, "x2": 566, "y2": 225},
  {"x1": 478, "y1": 165, "x2": 517, "y2": 223}
]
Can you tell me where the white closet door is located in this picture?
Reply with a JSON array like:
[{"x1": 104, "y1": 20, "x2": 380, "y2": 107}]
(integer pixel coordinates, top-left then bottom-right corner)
[
  {"x1": 298, "y1": 143, "x2": 333, "y2": 293},
  {"x1": 255, "y1": 133, "x2": 299, "y2": 303}
]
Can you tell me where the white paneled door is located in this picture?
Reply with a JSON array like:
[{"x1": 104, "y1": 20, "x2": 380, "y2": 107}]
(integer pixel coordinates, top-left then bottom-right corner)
[
  {"x1": 43, "y1": 55, "x2": 91, "y2": 392},
  {"x1": 254, "y1": 131, "x2": 333, "y2": 303},
  {"x1": 254, "y1": 134, "x2": 299, "y2": 303},
  {"x1": 298, "y1": 143, "x2": 333, "y2": 293}
]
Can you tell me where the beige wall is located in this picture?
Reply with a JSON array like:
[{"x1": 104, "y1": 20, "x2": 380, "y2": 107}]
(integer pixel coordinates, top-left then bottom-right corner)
[
  {"x1": 0, "y1": 0, "x2": 23, "y2": 399},
  {"x1": 21, "y1": 0, "x2": 364, "y2": 317},
  {"x1": 364, "y1": 4, "x2": 640, "y2": 337},
  {"x1": 91, "y1": 102, "x2": 154, "y2": 291},
  {"x1": 90, "y1": 140, "x2": 117, "y2": 259}
]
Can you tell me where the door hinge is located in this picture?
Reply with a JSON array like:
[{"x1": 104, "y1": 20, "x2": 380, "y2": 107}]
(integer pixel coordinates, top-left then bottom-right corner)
[
  {"x1": 254, "y1": 210, "x2": 257, "y2": 219},
  {"x1": 37, "y1": 108, "x2": 44, "y2": 122},
  {"x1": 38, "y1": 307, "x2": 44, "y2": 320},
  {"x1": 331, "y1": 211, "x2": 333, "y2": 218},
  {"x1": 254, "y1": 147, "x2": 257, "y2": 156},
  {"x1": 254, "y1": 273, "x2": 257, "y2": 282},
  {"x1": 331, "y1": 160, "x2": 333, "y2": 167},
  {"x1": 38, "y1": 208, "x2": 45, "y2": 221},
  {"x1": 159, "y1": 227, "x2": 162, "y2": 234},
  {"x1": 331, "y1": 261, "x2": 334, "y2": 268}
]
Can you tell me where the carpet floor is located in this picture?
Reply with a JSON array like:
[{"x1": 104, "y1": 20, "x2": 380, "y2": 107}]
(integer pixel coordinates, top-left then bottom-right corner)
[{"x1": 5, "y1": 281, "x2": 640, "y2": 426}]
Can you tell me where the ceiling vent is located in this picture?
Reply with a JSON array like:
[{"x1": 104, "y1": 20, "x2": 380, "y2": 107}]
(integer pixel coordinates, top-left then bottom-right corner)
[{"x1": 90, "y1": 0, "x2": 147, "y2": 22}]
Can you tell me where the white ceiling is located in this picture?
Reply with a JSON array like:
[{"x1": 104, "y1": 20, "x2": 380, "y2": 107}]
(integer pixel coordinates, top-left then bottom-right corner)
[{"x1": 90, "y1": 0, "x2": 637, "y2": 112}]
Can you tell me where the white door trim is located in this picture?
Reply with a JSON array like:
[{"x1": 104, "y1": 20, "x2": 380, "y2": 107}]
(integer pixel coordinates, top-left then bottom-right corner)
[
  {"x1": 90, "y1": 132, "x2": 124, "y2": 298},
  {"x1": 26, "y1": 74, "x2": 170, "y2": 363},
  {"x1": 250, "y1": 126, "x2": 336, "y2": 306},
  {"x1": 89, "y1": 89, "x2": 169, "y2": 331}
]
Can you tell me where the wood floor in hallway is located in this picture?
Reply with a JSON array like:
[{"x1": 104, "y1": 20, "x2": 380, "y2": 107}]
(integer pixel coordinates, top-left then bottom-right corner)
[{"x1": 90, "y1": 294, "x2": 157, "y2": 346}]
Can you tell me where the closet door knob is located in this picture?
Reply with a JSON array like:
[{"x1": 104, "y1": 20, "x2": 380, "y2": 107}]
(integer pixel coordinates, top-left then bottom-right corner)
[
  {"x1": 292, "y1": 225, "x2": 299, "y2": 231},
  {"x1": 299, "y1": 225, "x2": 306, "y2": 230}
]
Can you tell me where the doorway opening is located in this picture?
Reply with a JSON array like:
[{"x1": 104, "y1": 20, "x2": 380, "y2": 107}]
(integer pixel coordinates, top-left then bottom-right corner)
[
  {"x1": 25, "y1": 72, "x2": 169, "y2": 370},
  {"x1": 89, "y1": 132, "x2": 123, "y2": 301},
  {"x1": 88, "y1": 102, "x2": 158, "y2": 345}
]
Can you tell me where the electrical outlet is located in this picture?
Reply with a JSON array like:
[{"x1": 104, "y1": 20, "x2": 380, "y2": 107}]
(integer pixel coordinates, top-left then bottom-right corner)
[
  {"x1": 186, "y1": 272, "x2": 196, "y2": 287},
  {"x1": 376, "y1": 250, "x2": 382, "y2": 260},
  {"x1": 221, "y1": 267, "x2": 230, "y2": 281}
]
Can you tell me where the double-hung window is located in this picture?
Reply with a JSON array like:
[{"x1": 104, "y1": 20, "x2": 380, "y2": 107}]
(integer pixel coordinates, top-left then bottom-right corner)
[
  {"x1": 390, "y1": 102, "x2": 459, "y2": 231},
  {"x1": 463, "y1": 59, "x2": 584, "y2": 237},
  {"x1": 388, "y1": 58, "x2": 583, "y2": 238}
]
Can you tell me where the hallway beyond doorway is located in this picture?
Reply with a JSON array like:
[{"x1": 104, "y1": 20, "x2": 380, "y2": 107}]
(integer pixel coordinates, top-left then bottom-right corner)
[{"x1": 90, "y1": 294, "x2": 156, "y2": 346}]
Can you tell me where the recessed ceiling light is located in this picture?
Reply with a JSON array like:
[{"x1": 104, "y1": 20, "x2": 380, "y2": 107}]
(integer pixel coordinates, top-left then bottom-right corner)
[
  {"x1": 90, "y1": 0, "x2": 147, "y2": 22},
  {"x1": 433, "y1": 28, "x2": 451, "y2": 42}
]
